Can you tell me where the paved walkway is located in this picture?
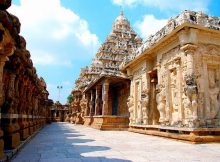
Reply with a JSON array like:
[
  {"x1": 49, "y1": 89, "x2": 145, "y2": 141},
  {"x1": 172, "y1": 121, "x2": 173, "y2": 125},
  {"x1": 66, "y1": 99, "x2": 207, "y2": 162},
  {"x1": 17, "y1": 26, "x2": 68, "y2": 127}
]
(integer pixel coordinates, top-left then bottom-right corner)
[{"x1": 12, "y1": 123, "x2": 220, "y2": 162}]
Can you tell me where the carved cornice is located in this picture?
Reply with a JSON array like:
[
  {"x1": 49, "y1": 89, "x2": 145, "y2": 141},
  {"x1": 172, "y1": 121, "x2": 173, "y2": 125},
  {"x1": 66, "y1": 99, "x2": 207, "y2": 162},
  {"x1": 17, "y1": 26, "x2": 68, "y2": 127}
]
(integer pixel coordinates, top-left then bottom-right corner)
[
  {"x1": 180, "y1": 44, "x2": 198, "y2": 54},
  {"x1": 121, "y1": 10, "x2": 220, "y2": 68}
]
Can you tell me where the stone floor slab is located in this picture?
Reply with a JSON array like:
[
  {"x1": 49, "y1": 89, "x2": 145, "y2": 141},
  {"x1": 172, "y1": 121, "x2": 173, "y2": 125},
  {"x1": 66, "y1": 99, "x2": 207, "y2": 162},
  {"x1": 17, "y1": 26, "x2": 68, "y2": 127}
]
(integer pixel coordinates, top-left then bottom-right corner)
[{"x1": 12, "y1": 123, "x2": 220, "y2": 162}]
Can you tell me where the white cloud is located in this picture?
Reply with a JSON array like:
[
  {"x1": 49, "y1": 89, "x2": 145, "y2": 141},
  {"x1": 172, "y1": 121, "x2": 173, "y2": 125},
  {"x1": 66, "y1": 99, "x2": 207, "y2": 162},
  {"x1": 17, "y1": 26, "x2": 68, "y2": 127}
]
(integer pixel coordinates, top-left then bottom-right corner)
[
  {"x1": 112, "y1": 0, "x2": 210, "y2": 12},
  {"x1": 31, "y1": 50, "x2": 72, "y2": 67},
  {"x1": 9, "y1": 0, "x2": 100, "y2": 66},
  {"x1": 135, "y1": 15, "x2": 167, "y2": 38}
]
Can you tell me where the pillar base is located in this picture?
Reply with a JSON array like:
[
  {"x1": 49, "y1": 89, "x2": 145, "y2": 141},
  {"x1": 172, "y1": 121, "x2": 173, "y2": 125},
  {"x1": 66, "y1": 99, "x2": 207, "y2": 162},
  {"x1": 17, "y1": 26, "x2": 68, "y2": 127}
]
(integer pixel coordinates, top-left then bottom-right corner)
[
  {"x1": 0, "y1": 130, "x2": 5, "y2": 160},
  {"x1": 19, "y1": 121, "x2": 30, "y2": 141},
  {"x1": 4, "y1": 132, "x2": 20, "y2": 149},
  {"x1": 75, "y1": 113, "x2": 84, "y2": 124},
  {"x1": 84, "y1": 116, "x2": 93, "y2": 126},
  {"x1": 20, "y1": 128, "x2": 29, "y2": 141},
  {"x1": 29, "y1": 126, "x2": 34, "y2": 135},
  {"x1": 91, "y1": 116, "x2": 129, "y2": 130}
]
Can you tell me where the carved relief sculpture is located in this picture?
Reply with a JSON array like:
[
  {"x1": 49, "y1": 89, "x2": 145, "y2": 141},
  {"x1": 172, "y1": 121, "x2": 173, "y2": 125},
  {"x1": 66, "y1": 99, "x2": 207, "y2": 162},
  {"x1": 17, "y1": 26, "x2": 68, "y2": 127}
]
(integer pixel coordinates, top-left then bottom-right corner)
[
  {"x1": 208, "y1": 69, "x2": 220, "y2": 119},
  {"x1": 141, "y1": 89, "x2": 150, "y2": 125}
]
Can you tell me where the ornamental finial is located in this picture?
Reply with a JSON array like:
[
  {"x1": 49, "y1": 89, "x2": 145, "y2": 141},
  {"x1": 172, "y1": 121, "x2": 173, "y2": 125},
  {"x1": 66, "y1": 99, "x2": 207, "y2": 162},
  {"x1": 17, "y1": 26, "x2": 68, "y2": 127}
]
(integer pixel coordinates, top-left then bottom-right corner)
[{"x1": 120, "y1": 6, "x2": 124, "y2": 16}]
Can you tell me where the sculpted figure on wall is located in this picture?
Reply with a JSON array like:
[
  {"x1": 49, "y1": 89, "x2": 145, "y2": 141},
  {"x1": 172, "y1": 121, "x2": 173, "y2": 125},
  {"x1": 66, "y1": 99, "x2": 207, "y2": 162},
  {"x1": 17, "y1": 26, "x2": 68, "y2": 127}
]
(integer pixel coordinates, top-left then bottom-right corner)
[
  {"x1": 141, "y1": 89, "x2": 149, "y2": 125},
  {"x1": 184, "y1": 74, "x2": 198, "y2": 127},
  {"x1": 208, "y1": 69, "x2": 220, "y2": 119},
  {"x1": 170, "y1": 69, "x2": 180, "y2": 125},
  {"x1": 127, "y1": 95, "x2": 134, "y2": 124},
  {"x1": 156, "y1": 88, "x2": 166, "y2": 125},
  {"x1": 80, "y1": 95, "x2": 87, "y2": 116}
]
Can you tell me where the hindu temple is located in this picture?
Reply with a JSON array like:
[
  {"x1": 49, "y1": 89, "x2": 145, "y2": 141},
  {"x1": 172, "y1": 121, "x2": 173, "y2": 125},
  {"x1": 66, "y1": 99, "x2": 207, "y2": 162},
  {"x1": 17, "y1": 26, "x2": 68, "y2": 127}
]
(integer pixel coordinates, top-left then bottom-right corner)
[
  {"x1": 71, "y1": 10, "x2": 220, "y2": 142},
  {"x1": 73, "y1": 10, "x2": 142, "y2": 130}
]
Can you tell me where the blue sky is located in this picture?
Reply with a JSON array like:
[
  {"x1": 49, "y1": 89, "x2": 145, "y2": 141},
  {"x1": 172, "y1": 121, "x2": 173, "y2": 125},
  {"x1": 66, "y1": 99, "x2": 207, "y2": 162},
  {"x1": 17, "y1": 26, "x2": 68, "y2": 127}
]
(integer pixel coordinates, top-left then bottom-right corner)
[{"x1": 9, "y1": 0, "x2": 220, "y2": 104}]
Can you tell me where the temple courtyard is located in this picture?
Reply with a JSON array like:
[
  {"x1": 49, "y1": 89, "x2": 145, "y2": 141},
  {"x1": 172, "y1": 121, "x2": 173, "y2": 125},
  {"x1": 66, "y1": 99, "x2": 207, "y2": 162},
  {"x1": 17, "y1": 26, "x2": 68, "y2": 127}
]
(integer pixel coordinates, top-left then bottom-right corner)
[{"x1": 12, "y1": 123, "x2": 220, "y2": 162}]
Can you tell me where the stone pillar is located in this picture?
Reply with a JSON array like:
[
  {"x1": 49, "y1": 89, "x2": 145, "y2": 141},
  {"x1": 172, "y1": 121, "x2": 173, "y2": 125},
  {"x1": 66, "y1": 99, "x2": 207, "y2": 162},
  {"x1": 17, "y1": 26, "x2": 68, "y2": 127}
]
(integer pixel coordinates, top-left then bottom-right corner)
[
  {"x1": 0, "y1": 58, "x2": 8, "y2": 106},
  {"x1": 89, "y1": 91, "x2": 94, "y2": 116},
  {"x1": 2, "y1": 70, "x2": 21, "y2": 150},
  {"x1": 95, "y1": 84, "x2": 102, "y2": 115},
  {"x1": 202, "y1": 57, "x2": 211, "y2": 120},
  {"x1": 180, "y1": 44, "x2": 197, "y2": 76},
  {"x1": 85, "y1": 93, "x2": 90, "y2": 116},
  {"x1": 181, "y1": 44, "x2": 199, "y2": 127},
  {"x1": 176, "y1": 61, "x2": 184, "y2": 123},
  {"x1": 102, "y1": 80, "x2": 109, "y2": 116},
  {"x1": 27, "y1": 85, "x2": 34, "y2": 135},
  {"x1": 0, "y1": 58, "x2": 7, "y2": 158}
]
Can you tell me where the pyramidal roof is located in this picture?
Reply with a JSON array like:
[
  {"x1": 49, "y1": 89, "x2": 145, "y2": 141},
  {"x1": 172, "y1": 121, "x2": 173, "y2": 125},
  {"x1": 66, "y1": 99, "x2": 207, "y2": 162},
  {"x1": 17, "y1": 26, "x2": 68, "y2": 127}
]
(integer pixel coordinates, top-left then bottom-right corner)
[{"x1": 75, "y1": 11, "x2": 142, "y2": 90}]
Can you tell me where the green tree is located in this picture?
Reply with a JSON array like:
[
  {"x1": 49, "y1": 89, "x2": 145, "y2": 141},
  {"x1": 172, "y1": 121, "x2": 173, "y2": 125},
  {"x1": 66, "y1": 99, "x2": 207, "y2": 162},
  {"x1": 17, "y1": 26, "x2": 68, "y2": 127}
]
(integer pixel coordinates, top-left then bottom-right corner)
[{"x1": 67, "y1": 94, "x2": 73, "y2": 104}]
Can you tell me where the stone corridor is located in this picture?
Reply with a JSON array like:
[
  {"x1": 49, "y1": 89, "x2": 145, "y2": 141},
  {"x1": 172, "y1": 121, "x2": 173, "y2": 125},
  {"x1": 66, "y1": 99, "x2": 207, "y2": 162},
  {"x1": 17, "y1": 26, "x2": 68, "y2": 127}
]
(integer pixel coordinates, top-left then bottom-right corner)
[{"x1": 12, "y1": 123, "x2": 220, "y2": 162}]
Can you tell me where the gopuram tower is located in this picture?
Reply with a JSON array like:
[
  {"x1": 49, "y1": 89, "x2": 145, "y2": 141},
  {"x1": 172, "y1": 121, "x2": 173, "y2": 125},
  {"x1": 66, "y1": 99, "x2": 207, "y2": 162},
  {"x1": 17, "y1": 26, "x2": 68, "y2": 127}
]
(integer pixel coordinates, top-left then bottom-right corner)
[{"x1": 75, "y1": 10, "x2": 142, "y2": 91}]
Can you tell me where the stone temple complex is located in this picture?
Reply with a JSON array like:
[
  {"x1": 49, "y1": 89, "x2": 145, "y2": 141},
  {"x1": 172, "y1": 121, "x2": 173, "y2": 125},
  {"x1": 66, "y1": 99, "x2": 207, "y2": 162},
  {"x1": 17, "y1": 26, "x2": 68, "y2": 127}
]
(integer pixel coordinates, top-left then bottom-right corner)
[
  {"x1": 1, "y1": 0, "x2": 220, "y2": 160},
  {"x1": 71, "y1": 10, "x2": 220, "y2": 142}
]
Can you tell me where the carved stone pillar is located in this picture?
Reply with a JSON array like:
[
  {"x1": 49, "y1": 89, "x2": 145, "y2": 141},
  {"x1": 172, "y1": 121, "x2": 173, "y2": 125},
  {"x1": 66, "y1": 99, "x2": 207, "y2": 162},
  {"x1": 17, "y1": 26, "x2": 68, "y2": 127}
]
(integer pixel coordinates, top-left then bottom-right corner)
[
  {"x1": 0, "y1": 58, "x2": 7, "y2": 106},
  {"x1": 102, "y1": 80, "x2": 109, "y2": 116},
  {"x1": 27, "y1": 85, "x2": 34, "y2": 135},
  {"x1": 89, "y1": 90, "x2": 94, "y2": 116},
  {"x1": 180, "y1": 44, "x2": 197, "y2": 76},
  {"x1": 181, "y1": 44, "x2": 199, "y2": 127},
  {"x1": 0, "y1": 58, "x2": 7, "y2": 158},
  {"x1": 85, "y1": 93, "x2": 90, "y2": 116},
  {"x1": 3, "y1": 72, "x2": 21, "y2": 145},
  {"x1": 95, "y1": 84, "x2": 102, "y2": 115}
]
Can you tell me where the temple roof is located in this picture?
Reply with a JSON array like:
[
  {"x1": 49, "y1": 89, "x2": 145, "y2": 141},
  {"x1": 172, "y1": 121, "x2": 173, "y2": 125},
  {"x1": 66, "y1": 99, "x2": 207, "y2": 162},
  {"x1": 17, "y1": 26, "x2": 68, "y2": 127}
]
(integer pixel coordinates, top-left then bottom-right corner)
[
  {"x1": 112, "y1": 10, "x2": 130, "y2": 30},
  {"x1": 120, "y1": 10, "x2": 220, "y2": 69},
  {"x1": 75, "y1": 10, "x2": 142, "y2": 91}
]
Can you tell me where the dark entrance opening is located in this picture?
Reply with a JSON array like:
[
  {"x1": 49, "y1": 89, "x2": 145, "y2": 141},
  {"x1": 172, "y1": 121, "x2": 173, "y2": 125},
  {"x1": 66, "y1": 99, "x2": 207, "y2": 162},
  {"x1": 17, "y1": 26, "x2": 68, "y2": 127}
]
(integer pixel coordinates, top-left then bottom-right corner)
[{"x1": 112, "y1": 86, "x2": 118, "y2": 115}]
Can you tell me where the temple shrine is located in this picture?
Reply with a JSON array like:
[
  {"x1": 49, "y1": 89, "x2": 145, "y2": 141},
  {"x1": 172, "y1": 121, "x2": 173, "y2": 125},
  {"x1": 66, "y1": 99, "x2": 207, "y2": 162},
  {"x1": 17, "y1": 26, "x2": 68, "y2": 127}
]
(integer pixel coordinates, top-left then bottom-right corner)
[
  {"x1": 121, "y1": 10, "x2": 220, "y2": 142},
  {"x1": 73, "y1": 10, "x2": 142, "y2": 130},
  {"x1": 72, "y1": 10, "x2": 220, "y2": 142}
]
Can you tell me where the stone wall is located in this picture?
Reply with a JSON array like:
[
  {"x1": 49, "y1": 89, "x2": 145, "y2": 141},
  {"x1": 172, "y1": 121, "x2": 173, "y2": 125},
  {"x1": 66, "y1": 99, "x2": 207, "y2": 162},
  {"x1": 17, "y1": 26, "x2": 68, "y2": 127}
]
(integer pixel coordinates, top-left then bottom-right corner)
[
  {"x1": 0, "y1": 0, "x2": 52, "y2": 160},
  {"x1": 123, "y1": 11, "x2": 220, "y2": 130}
]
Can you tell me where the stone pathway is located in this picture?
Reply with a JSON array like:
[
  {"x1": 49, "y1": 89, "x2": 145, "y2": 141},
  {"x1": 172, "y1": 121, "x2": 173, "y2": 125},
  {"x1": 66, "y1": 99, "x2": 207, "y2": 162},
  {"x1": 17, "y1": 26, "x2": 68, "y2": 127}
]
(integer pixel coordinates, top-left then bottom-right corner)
[{"x1": 12, "y1": 123, "x2": 220, "y2": 162}]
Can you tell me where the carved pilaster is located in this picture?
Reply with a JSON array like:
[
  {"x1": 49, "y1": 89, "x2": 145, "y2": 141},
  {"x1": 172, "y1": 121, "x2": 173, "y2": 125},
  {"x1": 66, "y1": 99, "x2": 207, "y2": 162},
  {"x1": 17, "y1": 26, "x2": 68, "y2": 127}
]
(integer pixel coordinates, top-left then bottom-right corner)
[
  {"x1": 102, "y1": 80, "x2": 109, "y2": 116},
  {"x1": 0, "y1": 59, "x2": 7, "y2": 107},
  {"x1": 95, "y1": 84, "x2": 102, "y2": 115},
  {"x1": 180, "y1": 44, "x2": 197, "y2": 76},
  {"x1": 89, "y1": 90, "x2": 94, "y2": 116}
]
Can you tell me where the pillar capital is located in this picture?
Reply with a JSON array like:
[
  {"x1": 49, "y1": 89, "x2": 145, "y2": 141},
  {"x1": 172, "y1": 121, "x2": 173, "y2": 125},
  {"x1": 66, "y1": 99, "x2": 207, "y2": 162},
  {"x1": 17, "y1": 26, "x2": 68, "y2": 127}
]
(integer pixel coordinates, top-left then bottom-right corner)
[
  {"x1": 180, "y1": 44, "x2": 197, "y2": 54},
  {"x1": 104, "y1": 79, "x2": 110, "y2": 85}
]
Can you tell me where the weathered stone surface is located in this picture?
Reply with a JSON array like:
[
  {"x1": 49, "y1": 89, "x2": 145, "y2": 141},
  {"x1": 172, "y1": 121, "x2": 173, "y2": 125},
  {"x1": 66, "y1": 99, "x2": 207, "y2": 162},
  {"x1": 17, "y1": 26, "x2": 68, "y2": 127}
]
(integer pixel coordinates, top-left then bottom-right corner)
[
  {"x1": 0, "y1": 1, "x2": 53, "y2": 158},
  {"x1": 11, "y1": 123, "x2": 220, "y2": 162},
  {"x1": 121, "y1": 10, "x2": 220, "y2": 141},
  {"x1": 120, "y1": 10, "x2": 220, "y2": 67}
]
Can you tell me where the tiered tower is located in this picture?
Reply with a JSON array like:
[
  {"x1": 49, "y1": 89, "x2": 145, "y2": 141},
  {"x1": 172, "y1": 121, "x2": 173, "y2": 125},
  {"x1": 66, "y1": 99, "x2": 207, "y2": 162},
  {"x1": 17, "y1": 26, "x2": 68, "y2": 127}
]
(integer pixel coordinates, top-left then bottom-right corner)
[{"x1": 75, "y1": 11, "x2": 142, "y2": 90}]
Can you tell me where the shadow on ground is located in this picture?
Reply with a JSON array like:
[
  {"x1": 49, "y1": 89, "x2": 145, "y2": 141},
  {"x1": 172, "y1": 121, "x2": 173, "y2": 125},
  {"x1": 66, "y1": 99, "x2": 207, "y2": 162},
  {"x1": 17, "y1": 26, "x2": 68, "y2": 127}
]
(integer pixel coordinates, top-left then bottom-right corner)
[{"x1": 12, "y1": 123, "x2": 131, "y2": 162}]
